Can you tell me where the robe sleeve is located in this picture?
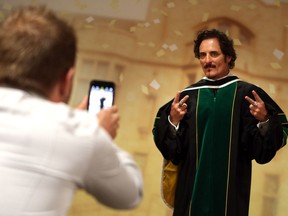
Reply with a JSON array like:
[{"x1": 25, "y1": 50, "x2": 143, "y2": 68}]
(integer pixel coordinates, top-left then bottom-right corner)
[
  {"x1": 241, "y1": 86, "x2": 288, "y2": 164},
  {"x1": 152, "y1": 99, "x2": 187, "y2": 165}
]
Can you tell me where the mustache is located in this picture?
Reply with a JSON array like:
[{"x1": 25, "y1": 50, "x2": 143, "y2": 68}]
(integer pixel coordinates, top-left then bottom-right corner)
[{"x1": 204, "y1": 63, "x2": 216, "y2": 69}]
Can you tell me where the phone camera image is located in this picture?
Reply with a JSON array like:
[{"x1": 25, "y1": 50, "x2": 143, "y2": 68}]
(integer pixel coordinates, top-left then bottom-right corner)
[{"x1": 88, "y1": 81, "x2": 115, "y2": 115}]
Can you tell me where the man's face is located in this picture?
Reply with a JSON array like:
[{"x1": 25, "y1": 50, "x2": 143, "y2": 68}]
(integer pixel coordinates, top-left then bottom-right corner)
[{"x1": 198, "y1": 38, "x2": 231, "y2": 80}]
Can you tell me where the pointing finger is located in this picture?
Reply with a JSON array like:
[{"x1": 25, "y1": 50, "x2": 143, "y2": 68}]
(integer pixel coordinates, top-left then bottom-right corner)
[
  {"x1": 179, "y1": 95, "x2": 189, "y2": 105},
  {"x1": 245, "y1": 95, "x2": 254, "y2": 104},
  {"x1": 173, "y1": 91, "x2": 180, "y2": 104}
]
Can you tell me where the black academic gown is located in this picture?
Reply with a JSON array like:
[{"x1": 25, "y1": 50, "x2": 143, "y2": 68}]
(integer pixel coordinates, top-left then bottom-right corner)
[{"x1": 153, "y1": 75, "x2": 288, "y2": 216}]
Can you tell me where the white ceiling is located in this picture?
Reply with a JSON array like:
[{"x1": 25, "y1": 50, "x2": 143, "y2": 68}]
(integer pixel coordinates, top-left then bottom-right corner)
[{"x1": 0, "y1": 0, "x2": 150, "y2": 21}]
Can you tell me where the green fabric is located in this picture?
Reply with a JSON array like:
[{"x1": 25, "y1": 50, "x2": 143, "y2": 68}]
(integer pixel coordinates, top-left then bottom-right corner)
[
  {"x1": 190, "y1": 82, "x2": 237, "y2": 216},
  {"x1": 278, "y1": 113, "x2": 288, "y2": 147}
]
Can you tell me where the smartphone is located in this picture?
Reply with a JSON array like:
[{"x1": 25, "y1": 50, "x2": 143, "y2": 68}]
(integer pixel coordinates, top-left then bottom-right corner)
[{"x1": 87, "y1": 80, "x2": 115, "y2": 115}]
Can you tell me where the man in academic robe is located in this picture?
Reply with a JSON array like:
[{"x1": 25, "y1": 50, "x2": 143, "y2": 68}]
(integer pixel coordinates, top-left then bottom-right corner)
[{"x1": 153, "y1": 29, "x2": 288, "y2": 216}]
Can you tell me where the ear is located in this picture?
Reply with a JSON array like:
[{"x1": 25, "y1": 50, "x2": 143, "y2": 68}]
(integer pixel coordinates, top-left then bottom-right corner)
[
  {"x1": 226, "y1": 55, "x2": 232, "y2": 63},
  {"x1": 60, "y1": 67, "x2": 75, "y2": 103}
]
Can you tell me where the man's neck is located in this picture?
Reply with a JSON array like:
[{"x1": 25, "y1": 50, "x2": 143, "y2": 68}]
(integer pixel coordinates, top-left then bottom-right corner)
[{"x1": 203, "y1": 72, "x2": 233, "y2": 81}]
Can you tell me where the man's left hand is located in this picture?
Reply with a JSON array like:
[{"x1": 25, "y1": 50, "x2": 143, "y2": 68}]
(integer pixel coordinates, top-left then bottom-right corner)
[{"x1": 245, "y1": 90, "x2": 268, "y2": 122}]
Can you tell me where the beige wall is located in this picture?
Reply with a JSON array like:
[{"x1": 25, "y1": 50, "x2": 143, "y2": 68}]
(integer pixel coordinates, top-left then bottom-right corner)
[{"x1": 1, "y1": 1, "x2": 287, "y2": 215}]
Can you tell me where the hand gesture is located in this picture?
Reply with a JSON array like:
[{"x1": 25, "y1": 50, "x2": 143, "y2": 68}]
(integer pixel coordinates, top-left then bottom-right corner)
[
  {"x1": 245, "y1": 90, "x2": 268, "y2": 122},
  {"x1": 97, "y1": 106, "x2": 120, "y2": 139},
  {"x1": 169, "y1": 91, "x2": 189, "y2": 126}
]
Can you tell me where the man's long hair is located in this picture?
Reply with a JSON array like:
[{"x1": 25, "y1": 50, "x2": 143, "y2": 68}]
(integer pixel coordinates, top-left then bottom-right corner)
[
  {"x1": 0, "y1": 5, "x2": 77, "y2": 97},
  {"x1": 194, "y1": 29, "x2": 237, "y2": 69}
]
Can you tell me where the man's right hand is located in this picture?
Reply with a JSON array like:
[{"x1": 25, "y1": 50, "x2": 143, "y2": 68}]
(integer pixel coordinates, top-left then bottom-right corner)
[
  {"x1": 169, "y1": 92, "x2": 189, "y2": 126},
  {"x1": 97, "y1": 106, "x2": 119, "y2": 139}
]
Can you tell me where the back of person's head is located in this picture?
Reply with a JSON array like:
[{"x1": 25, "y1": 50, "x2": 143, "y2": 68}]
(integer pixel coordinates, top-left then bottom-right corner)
[
  {"x1": 0, "y1": 5, "x2": 77, "y2": 97},
  {"x1": 194, "y1": 29, "x2": 237, "y2": 69}
]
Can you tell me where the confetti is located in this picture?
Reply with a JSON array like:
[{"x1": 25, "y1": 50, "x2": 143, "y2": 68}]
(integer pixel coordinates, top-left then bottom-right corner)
[
  {"x1": 109, "y1": 20, "x2": 117, "y2": 26},
  {"x1": 86, "y1": 16, "x2": 94, "y2": 23},
  {"x1": 230, "y1": 5, "x2": 241, "y2": 11},
  {"x1": 156, "y1": 49, "x2": 166, "y2": 57},
  {"x1": 233, "y1": 38, "x2": 242, "y2": 46},
  {"x1": 119, "y1": 73, "x2": 124, "y2": 82},
  {"x1": 144, "y1": 22, "x2": 151, "y2": 27},
  {"x1": 153, "y1": 19, "x2": 161, "y2": 24},
  {"x1": 150, "y1": 80, "x2": 161, "y2": 90},
  {"x1": 270, "y1": 62, "x2": 282, "y2": 69},
  {"x1": 141, "y1": 85, "x2": 149, "y2": 95},
  {"x1": 160, "y1": 10, "x2": 168, "y2": 16},
  {"x1": 167, "y1": 2, "x2": 176, "y2": 8},
  {"x1": 162, "y1": 44, "x2": 169, "y2": 49},
  {"x1": 174, "y1": 30, "x2": 183, "y2": 36},
  {"x1": 202, "y1": 13, "x2": 209, "y2": 22},
  {"x1": 268, "y1": 83, "x2": 276, "y2": 94},
  {"x1": 169, "y1": 44, "x2": 178, "y2": 52},
  {"x1": 273, "y1": 49, "x2": 284, "y2": 60}
]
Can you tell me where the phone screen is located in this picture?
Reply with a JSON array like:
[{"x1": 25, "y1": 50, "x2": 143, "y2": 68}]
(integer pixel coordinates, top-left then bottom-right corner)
[{"x1": 87, "y1": 80, "x2": 115, "y2": 115}]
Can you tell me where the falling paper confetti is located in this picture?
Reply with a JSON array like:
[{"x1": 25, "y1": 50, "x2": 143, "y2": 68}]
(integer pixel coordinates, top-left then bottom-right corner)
[
  {"x1": 109, "y1": 20, "x2": 117, "y2": 26},
  {"x1": 86, "y1": 16, "x2": 94, "y2": 23},
  {"x1": 150, "y1": 80, "x2": 161, "y2": 90},
  {"x1": 273, "y1": 49, "x2": 284, "y2": 60},
  {"x1": 202, "y1": 13, "x2": 209, "y2": 22},
  {"x1": 169, "y1": 44, "x2": 178, "y2": 52},
  {"x1": 268, "y1": 83, "x2": 276, "y2": 94},
  {"x1": 153, "y1": 19, "x2": 161, "y2": 24},
  {"x1": 162, "y1": 44, "x2": 169, "y2": 49},
  {"x1": 230, "y1": 5, "x2": 241, "y2": 11},
  {"x1": 144, "y1": 22, "x2": 151, "y2": 27},
  {"x1": 119, "y1": 73, "x2": 124, "y2": 82},
  {"x1": 141, "y1": 85, "x2": 149, "y2": 95},
  {"x1": 270, "y1": 62, "x2": 282, "y2": 69},
  {"x1": 156, "y1": 49, "x2": 166, "y2": 57},
  {"x1": 174, "y1": 30, "x2": 183, "y2": 36},
  {"x1": 233, "y1": 38, "x2": 242, "y2": 46},
  {"x1": 160, "y1": 10, "x2": 168, "y2": 16},
  {"x1": 167, "y1": 2, "x2": 176, "y2": 8}
]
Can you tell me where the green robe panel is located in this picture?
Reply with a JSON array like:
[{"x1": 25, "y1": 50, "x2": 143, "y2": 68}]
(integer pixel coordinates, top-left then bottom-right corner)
[{"x1": 190, "y1": 83, "x2": 237, "y2": 215}]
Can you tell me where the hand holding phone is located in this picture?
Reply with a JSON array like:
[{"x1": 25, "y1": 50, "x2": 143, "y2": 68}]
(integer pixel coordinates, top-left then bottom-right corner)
[
  {"x1": 97, "y1": 105, "x2": 119, "y2": 139},
  {"x1": 87, "y1": 80, "x2": 115, "y2": 115}
]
